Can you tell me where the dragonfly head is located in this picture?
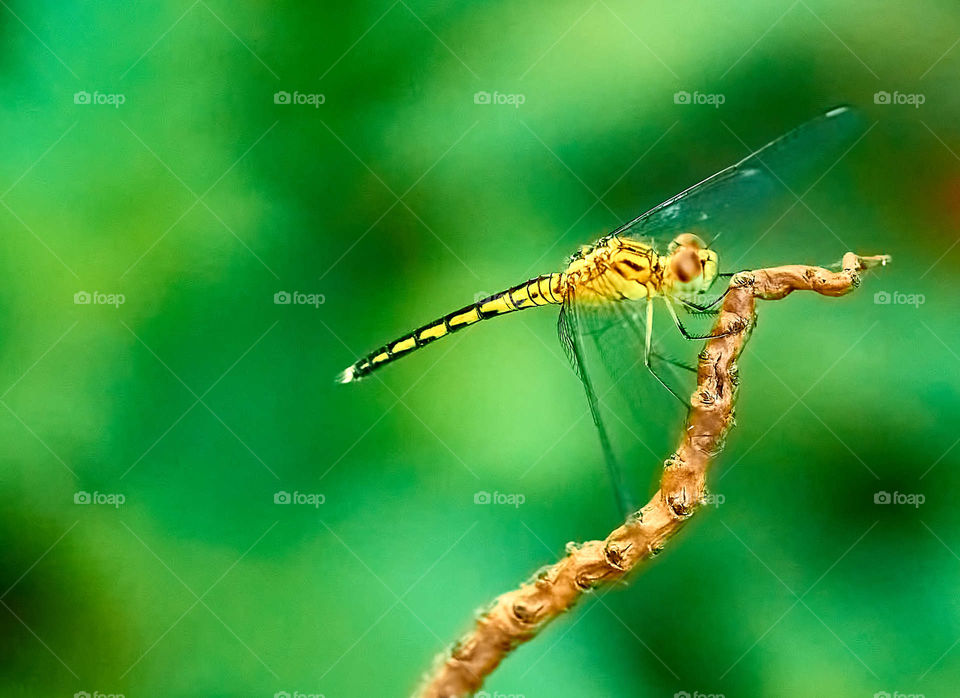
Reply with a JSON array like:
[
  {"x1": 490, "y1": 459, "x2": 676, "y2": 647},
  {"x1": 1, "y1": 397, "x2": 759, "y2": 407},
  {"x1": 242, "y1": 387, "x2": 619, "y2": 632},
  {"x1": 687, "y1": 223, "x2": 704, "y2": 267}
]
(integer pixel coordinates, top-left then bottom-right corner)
[{"x1": 665, "y1": 233, "x2": 719, "y2": 294}]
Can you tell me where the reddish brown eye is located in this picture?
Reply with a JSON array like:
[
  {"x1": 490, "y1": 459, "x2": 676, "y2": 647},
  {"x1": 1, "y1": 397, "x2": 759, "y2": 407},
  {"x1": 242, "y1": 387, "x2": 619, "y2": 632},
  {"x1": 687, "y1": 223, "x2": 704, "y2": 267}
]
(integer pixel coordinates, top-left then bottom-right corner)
[
  {"x1": 671, "y1": 248, "x2": 702, "y2": 283},
  {"x1": 672, "y1": 233, "x2": 706, "y2": 250}
]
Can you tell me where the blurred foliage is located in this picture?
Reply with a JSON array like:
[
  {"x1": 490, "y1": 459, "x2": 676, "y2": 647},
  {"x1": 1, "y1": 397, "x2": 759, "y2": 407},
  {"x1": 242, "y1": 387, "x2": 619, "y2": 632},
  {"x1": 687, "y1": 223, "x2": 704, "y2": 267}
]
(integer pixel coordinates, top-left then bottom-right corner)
[{"x1": 1, "y1": 1, "x2": 959, "y2": 696}]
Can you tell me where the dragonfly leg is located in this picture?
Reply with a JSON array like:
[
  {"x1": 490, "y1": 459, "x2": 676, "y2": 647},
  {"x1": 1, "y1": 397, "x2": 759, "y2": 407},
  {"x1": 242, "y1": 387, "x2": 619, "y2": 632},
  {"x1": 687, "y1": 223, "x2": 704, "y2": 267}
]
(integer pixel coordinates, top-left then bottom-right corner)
[
  {"x1": 649, "y1": 351, "x2": 697, "y2": 374},
  {"x1": 678, "y1": 285, "x2": 731, "y2": 314},
  {"x1": 678, "y1": 301, "x2": 721, "y2": 317},
  {"x1": 665, "y1": 296, "x2": 734, "y2": 341},
  {"x1": 644, "y1": 302, "x2": 689, "y2": 406}
]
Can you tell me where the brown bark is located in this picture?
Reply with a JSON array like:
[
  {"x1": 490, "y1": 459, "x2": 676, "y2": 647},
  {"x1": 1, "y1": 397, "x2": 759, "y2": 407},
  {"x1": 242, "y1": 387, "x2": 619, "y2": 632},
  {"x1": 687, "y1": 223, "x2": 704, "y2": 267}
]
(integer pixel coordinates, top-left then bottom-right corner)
[{"x1": 417, "y1": 253, "x2": 890, "y2": 698}]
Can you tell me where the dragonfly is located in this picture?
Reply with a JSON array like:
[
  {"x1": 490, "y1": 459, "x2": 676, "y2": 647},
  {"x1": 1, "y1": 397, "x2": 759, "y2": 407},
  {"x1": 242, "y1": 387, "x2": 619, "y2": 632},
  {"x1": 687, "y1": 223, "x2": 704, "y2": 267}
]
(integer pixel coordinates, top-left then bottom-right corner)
[{"x1": 337, "y1": 106, "x2": 865, "y2": 516}]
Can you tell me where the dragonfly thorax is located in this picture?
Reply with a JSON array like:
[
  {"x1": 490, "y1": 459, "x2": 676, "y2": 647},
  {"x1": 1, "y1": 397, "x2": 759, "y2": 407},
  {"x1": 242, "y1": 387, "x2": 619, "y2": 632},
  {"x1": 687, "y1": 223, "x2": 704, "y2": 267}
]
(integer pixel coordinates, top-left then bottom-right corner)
[
  {"x1": 562, "y1": 233, "x2": 718, "y2": 304},
  {"x1": 562, "y1": 236, "x2": 662, "y2": 301}
]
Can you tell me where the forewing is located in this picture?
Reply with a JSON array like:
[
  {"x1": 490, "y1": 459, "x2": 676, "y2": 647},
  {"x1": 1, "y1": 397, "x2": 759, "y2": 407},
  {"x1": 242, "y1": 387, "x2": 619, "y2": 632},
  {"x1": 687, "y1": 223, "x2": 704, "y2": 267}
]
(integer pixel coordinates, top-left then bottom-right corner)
[{"x1": 612, "y1": 106, "x2": 868, "y2": 269}]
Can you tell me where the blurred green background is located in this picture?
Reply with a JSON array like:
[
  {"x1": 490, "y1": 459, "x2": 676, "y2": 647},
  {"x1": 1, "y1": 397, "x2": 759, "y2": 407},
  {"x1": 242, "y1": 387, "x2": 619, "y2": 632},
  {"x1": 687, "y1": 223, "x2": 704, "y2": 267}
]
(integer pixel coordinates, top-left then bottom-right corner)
[{"x1": 1, "y1": 2, "x2": 958, "y2": 696}]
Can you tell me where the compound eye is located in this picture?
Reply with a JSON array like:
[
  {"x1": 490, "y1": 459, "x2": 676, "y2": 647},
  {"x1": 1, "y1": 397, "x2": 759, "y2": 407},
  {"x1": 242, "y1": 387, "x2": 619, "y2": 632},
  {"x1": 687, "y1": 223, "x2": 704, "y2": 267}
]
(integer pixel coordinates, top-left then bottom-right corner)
[
  {"x1": 669, "y1": 233, "x2": 707, "y2": 252},
  {"x1": 671, "y1": 247, "x2": 702, "y2": 283}
]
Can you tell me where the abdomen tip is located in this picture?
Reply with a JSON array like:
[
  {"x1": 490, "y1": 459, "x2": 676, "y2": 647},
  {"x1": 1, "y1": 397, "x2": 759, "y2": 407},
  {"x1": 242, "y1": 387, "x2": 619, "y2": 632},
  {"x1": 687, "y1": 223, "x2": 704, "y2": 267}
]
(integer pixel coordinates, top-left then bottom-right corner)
[{"x1": 335, "y1": 366, "x2": 357, "y2": 384}]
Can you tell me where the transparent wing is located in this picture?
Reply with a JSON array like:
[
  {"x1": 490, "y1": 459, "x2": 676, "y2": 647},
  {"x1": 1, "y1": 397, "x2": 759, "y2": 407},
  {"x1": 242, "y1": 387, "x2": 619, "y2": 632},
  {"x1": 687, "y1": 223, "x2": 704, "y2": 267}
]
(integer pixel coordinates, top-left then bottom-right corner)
[
  {"x1": 561, "y1": 290, "x2": 695, "y2": 516},
  {"x1": 558, "y1": 107, "x2": 865, "y2": 514},
  {"x1": 611, "y1": 106, "x2": 868, "y2": 269},
  {"x1": 558, "y1": 298, "x2": 634, "y2": 517}
]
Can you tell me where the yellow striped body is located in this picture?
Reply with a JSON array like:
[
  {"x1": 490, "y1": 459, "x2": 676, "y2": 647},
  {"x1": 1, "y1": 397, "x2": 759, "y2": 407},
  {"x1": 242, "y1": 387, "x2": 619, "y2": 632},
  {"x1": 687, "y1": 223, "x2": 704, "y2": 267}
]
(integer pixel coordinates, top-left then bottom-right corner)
[
  {"x1": 340, "y1": 273, "x2": 566, "y2": 382},
  {"x1": 337, "y1": 234, "x2": 716, "y2": 383}
]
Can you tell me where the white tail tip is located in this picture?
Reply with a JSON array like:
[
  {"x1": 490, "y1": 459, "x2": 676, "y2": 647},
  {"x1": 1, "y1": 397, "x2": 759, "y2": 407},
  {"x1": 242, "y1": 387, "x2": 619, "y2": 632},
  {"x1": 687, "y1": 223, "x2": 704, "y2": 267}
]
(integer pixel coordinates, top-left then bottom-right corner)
[{"x1": 335, "y1": 365, "x2": 357, "y2": 384}]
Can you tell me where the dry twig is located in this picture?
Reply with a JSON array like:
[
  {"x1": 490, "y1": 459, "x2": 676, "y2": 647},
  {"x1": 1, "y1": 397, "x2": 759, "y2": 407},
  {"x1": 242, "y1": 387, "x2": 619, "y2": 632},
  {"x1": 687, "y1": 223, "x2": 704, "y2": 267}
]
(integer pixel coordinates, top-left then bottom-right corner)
[{"x1": 418, "y1": 252, "x2": 890, "y2": 697}]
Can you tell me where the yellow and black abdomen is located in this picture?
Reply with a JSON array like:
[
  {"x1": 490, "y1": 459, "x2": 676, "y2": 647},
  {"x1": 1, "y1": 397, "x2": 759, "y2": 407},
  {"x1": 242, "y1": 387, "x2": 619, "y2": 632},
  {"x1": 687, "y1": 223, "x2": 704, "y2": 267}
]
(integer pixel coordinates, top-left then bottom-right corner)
[{"x1": 338, "y1": 273, "x2": 566, "y2": 383}]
